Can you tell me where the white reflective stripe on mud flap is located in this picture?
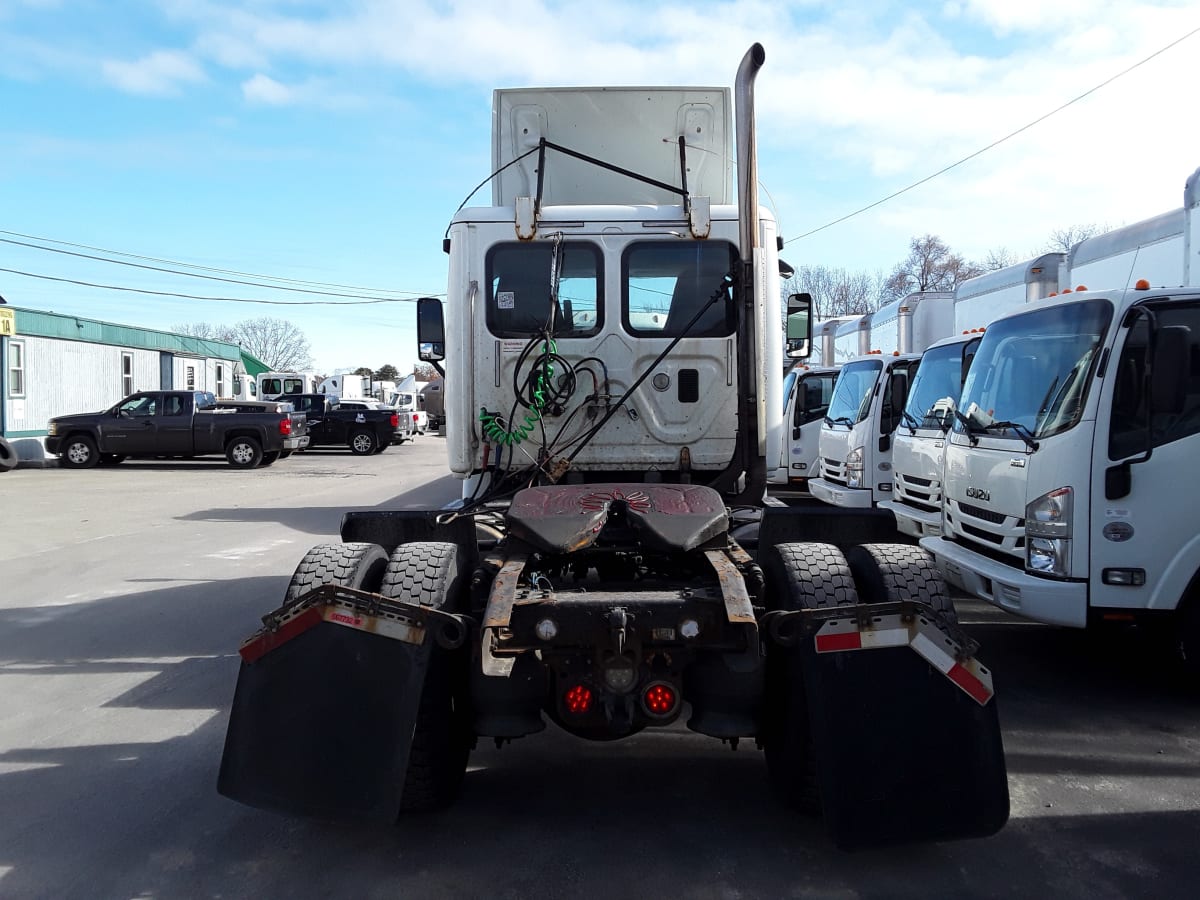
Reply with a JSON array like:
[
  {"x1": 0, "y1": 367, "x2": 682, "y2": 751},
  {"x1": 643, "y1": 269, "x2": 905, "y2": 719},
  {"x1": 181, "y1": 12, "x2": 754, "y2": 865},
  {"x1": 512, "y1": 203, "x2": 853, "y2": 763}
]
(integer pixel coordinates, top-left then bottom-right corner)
[{"x1": 814, "y1": 613, "x2": 994, "y2": 706}]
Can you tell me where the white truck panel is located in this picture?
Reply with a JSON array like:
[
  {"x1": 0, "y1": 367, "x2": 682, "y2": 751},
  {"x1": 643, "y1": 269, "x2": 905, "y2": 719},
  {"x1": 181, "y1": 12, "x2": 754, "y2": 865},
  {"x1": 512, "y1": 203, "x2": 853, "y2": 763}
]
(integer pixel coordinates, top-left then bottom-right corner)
[{"x1": 492, "y1": 88, "x2": 732, "y2": 207}]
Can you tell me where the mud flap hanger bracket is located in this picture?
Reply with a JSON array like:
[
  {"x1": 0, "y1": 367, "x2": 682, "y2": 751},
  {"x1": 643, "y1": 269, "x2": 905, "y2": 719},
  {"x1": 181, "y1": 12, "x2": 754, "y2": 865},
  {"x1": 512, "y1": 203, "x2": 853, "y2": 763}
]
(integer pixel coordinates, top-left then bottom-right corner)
[
  {"x1": 262, "y1": 584, "x2": 473, "y2": 651},
  {"x1": 761, "y1": 600, "x2": 993, "y2": 706}
]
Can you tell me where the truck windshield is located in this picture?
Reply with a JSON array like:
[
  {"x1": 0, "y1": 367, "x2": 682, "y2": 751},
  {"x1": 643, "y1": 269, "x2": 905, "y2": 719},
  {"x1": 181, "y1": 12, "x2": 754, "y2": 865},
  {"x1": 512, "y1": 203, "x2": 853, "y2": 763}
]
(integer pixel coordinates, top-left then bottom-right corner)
[
  {"x1": 825, "y1": 359, "x2": 883, "y2": 425},
  {"x1": 904, "y1": 342, "x2": 965, "y2": 431},
  {"x1": 956, "y1": 298, "x2": 1112, "y2": 440}
]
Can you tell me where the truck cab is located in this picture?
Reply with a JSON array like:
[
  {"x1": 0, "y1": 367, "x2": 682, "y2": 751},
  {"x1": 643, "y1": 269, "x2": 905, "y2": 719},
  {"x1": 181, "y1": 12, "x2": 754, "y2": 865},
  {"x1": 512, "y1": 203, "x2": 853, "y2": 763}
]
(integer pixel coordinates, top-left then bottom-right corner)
[
  {"x1": 921, "y1": 285, "x2": 1200, "y2": 673},
  {"x1": 770, "y1": 363, "x2": 838, "y2": 493},
  {"x1": 881, "y1": 254, "x2": 1063, "y2": 538},
  {"x1": 809, "y1": 292, "x2": 954, "y2": 511}
]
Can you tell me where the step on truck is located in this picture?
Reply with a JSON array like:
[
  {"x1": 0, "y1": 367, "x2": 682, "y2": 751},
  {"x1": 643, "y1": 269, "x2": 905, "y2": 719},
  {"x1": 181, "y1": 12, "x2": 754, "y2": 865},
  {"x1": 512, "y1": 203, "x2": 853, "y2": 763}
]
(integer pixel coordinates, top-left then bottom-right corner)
[{"x1": 217, "y1": 46, "x2": 1009, "y2": 850}]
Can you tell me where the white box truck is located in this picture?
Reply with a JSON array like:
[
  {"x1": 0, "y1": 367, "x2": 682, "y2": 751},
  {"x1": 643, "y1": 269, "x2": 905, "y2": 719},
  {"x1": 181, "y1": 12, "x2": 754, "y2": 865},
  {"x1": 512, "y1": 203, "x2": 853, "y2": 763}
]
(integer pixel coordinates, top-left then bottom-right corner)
[
  {"x1": 881, "y1": 254, "x2": 1064, "y2": 538},
  {"x1": 808, "y1": 292, "x2": 955, "y2": 509},
  {"x1": 921, "y1": 282, "x2": 1200, "y2": 676},
  {"x1": 769, "y1": 315, "x2": 860, "y2": 488},
  {"x1": 1065, "y1": 165, "x2": 1199, "y2": 291}
]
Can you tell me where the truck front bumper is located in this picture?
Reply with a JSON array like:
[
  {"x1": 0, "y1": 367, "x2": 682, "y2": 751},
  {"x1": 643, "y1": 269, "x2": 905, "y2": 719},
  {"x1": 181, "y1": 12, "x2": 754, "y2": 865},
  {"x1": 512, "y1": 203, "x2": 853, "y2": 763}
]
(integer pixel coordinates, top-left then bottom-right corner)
[
  {"x1": 920, "y1": 536, "x2": 1088, "y2": 628},
  {"x1": 809, "y1": 477, "x2": 873, "y2": 509},
  {"x1": 44, "y1": 436, "x2": 64, "y2": 454}
]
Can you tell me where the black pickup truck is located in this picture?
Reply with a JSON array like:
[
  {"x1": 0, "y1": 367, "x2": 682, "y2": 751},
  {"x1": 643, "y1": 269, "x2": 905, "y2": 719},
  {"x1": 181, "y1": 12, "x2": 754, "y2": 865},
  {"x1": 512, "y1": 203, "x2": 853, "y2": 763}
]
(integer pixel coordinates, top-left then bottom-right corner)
[
  {"x1": 46, "y1": 390, "x2": 308, "y2": 469},
  {"x1": 284, "y1": 394, "x2": 407, "y2": 454}
]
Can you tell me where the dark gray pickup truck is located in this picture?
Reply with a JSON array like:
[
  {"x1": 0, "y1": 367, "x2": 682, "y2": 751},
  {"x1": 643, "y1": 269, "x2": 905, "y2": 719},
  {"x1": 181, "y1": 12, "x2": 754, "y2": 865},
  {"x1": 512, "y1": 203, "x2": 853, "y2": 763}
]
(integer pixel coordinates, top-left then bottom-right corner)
[
  {"x1": 45, "y1": 390, "x2": 308, "y2": 469},
  {"x1": 284, "y1": 394, "x2": 407, "y2": 453}
]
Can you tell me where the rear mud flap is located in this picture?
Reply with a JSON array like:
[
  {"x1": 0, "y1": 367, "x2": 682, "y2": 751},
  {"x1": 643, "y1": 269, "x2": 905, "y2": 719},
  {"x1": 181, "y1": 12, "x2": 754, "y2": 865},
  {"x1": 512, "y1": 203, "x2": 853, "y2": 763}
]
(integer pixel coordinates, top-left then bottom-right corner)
[
  {"x1": 800, "y1": 642, "x2": 1009, "y2": 850},
  {"x1": 218, "y1": 590, "x2": 452, "y2": 823}
]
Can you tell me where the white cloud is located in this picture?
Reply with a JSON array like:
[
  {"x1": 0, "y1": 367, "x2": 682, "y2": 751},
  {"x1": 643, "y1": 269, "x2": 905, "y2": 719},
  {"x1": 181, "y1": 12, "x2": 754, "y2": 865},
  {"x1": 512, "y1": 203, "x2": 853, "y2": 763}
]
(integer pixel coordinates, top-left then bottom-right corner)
[
  {"x1": 241, "y1": 72, "x2": 292, "y2": 105},
  {"x1": 100, "y1": 50, "x2": 206, "y2": 96},
  {"x1": 240, "y1": 72, "x2": 370, "y2": 110}
]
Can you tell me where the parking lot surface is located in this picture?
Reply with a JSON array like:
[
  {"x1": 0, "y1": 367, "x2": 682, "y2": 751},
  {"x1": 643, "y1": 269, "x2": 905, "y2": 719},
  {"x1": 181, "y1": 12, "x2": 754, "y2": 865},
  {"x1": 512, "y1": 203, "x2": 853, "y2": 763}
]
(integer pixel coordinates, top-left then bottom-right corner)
[{"x1": 1, "y1": 440, "x2": 1198, "y2": 898}]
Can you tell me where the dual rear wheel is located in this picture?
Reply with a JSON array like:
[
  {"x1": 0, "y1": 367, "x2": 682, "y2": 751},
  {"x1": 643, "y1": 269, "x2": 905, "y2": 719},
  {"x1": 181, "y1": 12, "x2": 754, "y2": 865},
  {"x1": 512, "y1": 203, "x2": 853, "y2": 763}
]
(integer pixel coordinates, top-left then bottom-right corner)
[
  {"x1": 762, "y1": 542, "x2": 957, "y2": 811},
  {"x1": 284, "y1": 540, "x2": 471, "y2": 813}
]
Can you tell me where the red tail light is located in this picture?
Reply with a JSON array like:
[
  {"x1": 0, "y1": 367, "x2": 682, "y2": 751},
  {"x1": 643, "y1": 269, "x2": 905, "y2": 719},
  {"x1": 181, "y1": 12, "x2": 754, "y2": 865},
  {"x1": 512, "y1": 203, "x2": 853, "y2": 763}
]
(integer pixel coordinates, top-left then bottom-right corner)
[
  {"x1": 278, "y1": 417, "x2": 292, "y2": 436},
  {"x1": 390, "y1": 413, "x2": 399, "y2": 428},
  {"x1": 563, "y1": 684, "x2": 593, "y2": 715},
  {"x1": 641, "y1": 682, "x2": 679, "y2": 717}
]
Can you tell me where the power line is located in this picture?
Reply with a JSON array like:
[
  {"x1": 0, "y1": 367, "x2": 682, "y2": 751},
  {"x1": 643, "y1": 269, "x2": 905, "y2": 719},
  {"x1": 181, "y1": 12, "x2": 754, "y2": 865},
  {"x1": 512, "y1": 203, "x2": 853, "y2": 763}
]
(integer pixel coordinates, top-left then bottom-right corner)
[
  {"x1": 0, "y1": 236, "x2": 440, "y2": 301},
  {"x1": 0, "y1": 228, "x2": 420, "y2": 295},
  {"x1": 785, "y1": 23, "x2": 1200, "y2": 245},
  {"x1": 0, "y1": 267, "x2": 441, "y2": 305}
]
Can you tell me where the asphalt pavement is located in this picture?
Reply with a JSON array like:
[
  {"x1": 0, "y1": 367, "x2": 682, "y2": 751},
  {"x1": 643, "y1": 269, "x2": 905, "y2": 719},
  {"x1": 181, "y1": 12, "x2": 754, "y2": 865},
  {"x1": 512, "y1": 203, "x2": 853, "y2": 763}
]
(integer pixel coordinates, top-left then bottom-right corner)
[{"x1": 0, "y1": 439, "x2": 1197, "y2": 899}]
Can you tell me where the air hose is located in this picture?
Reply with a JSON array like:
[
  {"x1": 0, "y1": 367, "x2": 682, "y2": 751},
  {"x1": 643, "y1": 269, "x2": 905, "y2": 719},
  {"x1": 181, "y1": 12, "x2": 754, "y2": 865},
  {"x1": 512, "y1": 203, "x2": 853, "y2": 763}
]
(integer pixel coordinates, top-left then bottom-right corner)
[{"x1": 479, "y1": 338, "x2": 558, "y2": 446}]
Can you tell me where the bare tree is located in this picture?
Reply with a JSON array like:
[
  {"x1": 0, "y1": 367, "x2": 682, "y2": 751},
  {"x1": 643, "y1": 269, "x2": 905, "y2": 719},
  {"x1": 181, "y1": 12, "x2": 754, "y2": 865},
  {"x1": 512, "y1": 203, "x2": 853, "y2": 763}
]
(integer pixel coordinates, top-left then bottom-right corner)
[
  {"x1": 229, "y1": 318, "x2": 314, "y2": 370},
  {"x1": 1045, "y1": 223, "x2": 1110, "y2": 254},
  {"x1": 786, "y1": 266, "x2": 887, "y2": 320},
  {"x1": 983, "y1": 247, "x2": 1019, "y2": 271},
  {"x1": 413, "y1": 363, "x2": 439, "y2": 382},
  {"x1": 884, "y1": 235, "x2": 983, "y2": 301},
  {"x1": 170, "y1": 322, "x2": 237, "y2": 343},
  {"x1": 171, "y1": 318, "x2": 311, "y2": 369}
]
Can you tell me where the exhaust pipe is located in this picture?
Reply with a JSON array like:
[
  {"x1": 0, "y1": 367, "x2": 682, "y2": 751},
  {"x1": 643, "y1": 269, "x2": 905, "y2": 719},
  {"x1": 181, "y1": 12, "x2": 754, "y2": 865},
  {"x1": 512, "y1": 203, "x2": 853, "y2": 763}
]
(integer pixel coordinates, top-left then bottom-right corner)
[
  {"x1": 735, "y1": 43, "x2": 765, "y2": 260},
  {"x1": 713, "y1": 43, "x2": 767, "y2": 502}
]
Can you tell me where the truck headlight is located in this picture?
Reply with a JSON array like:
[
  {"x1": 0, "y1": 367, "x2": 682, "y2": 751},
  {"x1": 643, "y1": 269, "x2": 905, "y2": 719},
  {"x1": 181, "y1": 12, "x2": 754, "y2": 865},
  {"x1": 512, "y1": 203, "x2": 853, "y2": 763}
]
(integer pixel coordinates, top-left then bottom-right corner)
[
  {"x1": 47, "y1": 421, "x2": 58, "y2": 436},
  {"x1": 845, "y1": 446, "x2": 864, "y2": 488},
  {"x1": 1028, "y1": 537, "x2": 1071, "y2": 576},
  {"x1": 1026, "y1": 487, "x2": 1072, "y2": 576}
]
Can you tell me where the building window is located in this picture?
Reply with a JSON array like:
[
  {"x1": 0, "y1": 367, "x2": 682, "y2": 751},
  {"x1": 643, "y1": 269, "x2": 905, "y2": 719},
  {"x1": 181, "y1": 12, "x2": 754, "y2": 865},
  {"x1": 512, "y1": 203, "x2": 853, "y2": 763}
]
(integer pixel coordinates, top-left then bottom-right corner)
[
  {"x1": 215, "y1": 364, "x2": 225, "y2": 397},
  {"x1": 122, "y1": 352, "x2": 134, "y2": 396},
  {"x1": 186, "y1": 365, "x2": 195, "y2": 390},
  {"x1": 7, "y1": 341, "x2": 25, "y2": 397}
]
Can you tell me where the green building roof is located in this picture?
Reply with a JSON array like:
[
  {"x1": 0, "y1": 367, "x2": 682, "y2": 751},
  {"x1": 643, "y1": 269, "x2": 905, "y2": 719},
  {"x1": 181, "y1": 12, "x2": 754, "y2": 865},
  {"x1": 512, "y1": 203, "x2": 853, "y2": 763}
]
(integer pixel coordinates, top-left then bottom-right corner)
[{"x1": 9, "y1": 307, "x2": 243, "y2": 362}]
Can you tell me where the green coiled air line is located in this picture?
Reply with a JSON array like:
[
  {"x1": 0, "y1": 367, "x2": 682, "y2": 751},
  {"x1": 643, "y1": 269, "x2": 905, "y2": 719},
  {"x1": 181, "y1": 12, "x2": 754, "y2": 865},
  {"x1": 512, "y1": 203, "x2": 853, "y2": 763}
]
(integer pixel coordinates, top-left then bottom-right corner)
[{"x1": 479, "y1": 338, "x2": 557, "y2": 446}]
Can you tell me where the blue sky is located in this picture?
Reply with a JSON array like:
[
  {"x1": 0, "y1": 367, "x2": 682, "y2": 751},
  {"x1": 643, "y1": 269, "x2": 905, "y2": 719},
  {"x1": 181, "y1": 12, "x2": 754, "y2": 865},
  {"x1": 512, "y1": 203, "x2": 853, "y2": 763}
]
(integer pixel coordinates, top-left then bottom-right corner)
[{"x1": 2, "y1": 0, "x2": 1198, "y2": 374}]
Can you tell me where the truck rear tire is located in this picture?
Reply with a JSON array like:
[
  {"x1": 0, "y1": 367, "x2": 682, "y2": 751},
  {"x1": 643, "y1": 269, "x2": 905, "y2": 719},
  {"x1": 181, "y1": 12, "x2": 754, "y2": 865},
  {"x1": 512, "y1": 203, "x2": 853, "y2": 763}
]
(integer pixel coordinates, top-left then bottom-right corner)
[
  {"x1": 380, "y1": 542, "x2": 472, "y2": 813},
  {"x1": 762, "y1": 543, "x2": 859, "y2": 813},
  {"x1": 283, "y1": 542, "x2": 389, "y2": 606},
  {"x1": 60, "y1": 435, "x2": 99, "y2": 469},
  {"x1": 349, "y1": 430, "x2": 377, "y2": 455},
  {"x1": 226, "y1": 436, "x2": 263, "y2": 468},
  {"x1": 845, "y1": 543, "x2": 957, "y2": 625}
]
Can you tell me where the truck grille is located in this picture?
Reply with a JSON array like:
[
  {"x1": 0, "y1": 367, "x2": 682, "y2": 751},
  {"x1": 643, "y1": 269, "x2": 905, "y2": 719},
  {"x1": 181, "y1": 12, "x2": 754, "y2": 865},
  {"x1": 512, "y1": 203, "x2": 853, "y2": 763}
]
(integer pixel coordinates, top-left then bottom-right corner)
[
  {"x1": 946, "y1": 499, "x2": 1026, "y2": 562},
  {"x1": 958, "y1": 501, "x2": 1005, "y2": 525},
  {"x1": 821, "y1": 457, "x2": 847, "y2": 487},
  {"x1": 894, "y1": 471, "x2": 940, "y2": 512}
]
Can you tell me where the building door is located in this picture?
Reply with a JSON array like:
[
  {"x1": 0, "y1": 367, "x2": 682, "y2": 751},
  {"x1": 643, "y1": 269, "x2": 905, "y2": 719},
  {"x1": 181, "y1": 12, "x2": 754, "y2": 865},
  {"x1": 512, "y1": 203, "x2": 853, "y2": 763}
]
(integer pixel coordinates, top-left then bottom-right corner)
[{"x1": 160, "y1": 353, "x2": 174, "y2": 390}]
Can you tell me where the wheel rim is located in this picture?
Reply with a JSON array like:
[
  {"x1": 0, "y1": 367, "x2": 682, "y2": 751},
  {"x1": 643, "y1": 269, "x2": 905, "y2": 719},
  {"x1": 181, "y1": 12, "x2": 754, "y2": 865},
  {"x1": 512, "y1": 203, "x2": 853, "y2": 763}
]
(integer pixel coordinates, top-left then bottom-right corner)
[
  {"x1": 352, "y1": 434, "x2": 372, "y2": 453},
  {"x1": 67, "y1": 442, "x2": 91, "y2": 464},
  {"x1": 231, "y1": 442, "x2": 253, "y2": 464}
]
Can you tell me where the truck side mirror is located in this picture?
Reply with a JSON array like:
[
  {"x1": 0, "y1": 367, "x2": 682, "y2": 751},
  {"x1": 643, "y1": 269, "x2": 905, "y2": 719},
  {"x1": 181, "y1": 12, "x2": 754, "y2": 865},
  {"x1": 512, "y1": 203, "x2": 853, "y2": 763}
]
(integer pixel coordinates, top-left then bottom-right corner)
[
  {"x1": 1151, "y1": 325, "x2": 1188, "y2": 415},
  {"x1": 417, "y1": 297, "x2": 446, "y2": 362},
  {"x1": 785, "y1": 292, "x2": 812, "y2": 359}
]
